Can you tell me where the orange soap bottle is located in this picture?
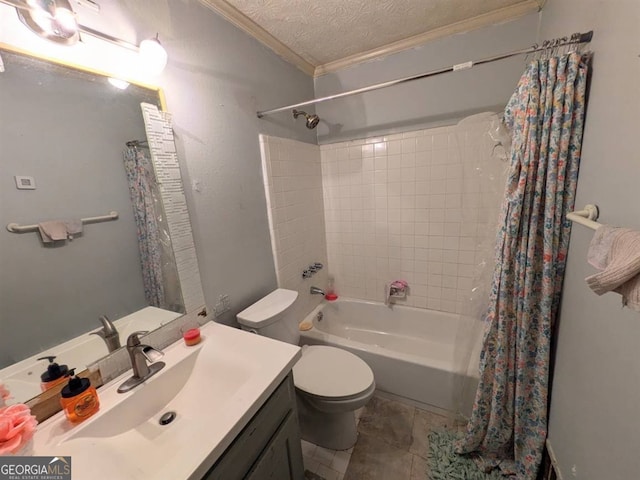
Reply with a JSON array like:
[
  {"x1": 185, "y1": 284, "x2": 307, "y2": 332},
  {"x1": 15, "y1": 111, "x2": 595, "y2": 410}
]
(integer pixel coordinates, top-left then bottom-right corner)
[
  {"x1": 60, "y1": 369, "x2": 100, "y2": 423},
  {"x1": 39, "y1": 356, "x2": 69, "y2": 392}
]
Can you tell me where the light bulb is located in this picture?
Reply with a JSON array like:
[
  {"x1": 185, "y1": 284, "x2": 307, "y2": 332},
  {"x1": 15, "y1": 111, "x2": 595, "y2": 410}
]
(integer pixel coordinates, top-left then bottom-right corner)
[
  {"x1": 139, "y1": 36, "x2": 168, "y2": 76},
  {"x1": 53, "y1": 7, "x2": 78, "y2": 38},
  {"x1": 29, "y1": 8, "x2": 54, "y2": 34},
  {"x1": 108, "y1": 78, "x2": 130, "y2": 90}
]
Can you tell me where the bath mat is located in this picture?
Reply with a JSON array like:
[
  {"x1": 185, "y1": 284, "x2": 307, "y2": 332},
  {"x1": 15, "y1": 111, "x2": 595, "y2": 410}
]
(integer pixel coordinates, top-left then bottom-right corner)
[{"x1": 427, "y1": 430, "x2": 505, "y2": 480}]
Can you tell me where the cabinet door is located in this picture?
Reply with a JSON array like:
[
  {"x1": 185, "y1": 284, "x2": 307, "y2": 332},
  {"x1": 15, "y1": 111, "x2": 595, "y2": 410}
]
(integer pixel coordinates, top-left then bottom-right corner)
[
  {"x1": 200, "y1": 375, "x2": 302, "y2": 480},
  {"x1": 245, "y1": 411, "x2": 304, "y2": 480}
]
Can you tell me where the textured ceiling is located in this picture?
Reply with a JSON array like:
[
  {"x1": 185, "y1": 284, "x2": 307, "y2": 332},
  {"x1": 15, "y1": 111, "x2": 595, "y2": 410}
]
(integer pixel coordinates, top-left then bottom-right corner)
[{"x1": 221, "y1": 0, "x2": 535, "y2": 67}]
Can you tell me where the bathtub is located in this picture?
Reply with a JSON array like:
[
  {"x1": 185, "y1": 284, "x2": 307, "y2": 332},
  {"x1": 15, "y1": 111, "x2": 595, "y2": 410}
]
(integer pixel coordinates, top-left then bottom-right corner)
[{"x1": 299, "y1": 298, "x2": 479, "y2": 413}]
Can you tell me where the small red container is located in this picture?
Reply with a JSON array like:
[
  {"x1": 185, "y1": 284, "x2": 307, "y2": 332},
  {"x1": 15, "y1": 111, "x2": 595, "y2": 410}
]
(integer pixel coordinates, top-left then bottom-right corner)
[
  {"x1": 183, "y1": 328, "x2": 202, "y2": 346},
  {"x1": 325, "y1": 293, "x2": 338, "y2": 301}
]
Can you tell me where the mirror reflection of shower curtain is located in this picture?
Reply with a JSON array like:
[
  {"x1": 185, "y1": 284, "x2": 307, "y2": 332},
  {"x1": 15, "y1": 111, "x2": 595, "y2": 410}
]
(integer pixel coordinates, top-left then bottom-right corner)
[
  {"x1": 450, "y1": 113, "x2": 510, "y2": 420},
  {"x1": 123, "y1": 146, "x2": 184, "y2": 312}
]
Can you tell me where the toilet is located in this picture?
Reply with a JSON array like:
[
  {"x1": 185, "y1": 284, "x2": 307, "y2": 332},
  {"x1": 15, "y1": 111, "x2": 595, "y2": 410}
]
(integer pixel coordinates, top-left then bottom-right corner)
[{"x1": 237, "y1": 288, "x2": 375, "y2": 450}]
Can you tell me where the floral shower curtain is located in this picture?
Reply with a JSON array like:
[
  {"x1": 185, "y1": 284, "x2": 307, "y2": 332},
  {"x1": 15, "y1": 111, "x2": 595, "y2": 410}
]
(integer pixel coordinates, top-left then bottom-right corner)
[
  {"x1": 455, "y1": 52, "x2": 589, "y2": 478},
  {"x1": 123, "y1": 146, "x2": 165, "y2": 308}
]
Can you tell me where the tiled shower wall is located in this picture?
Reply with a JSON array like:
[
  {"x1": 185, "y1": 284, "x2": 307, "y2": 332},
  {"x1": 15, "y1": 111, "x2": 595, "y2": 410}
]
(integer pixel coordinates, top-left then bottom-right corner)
[
  {"x1": 259, "y1": 135, "x2": 329, "y2": 321},
  {"x1": 320, "y1": 120, "x2": 503, "y2": 314}
]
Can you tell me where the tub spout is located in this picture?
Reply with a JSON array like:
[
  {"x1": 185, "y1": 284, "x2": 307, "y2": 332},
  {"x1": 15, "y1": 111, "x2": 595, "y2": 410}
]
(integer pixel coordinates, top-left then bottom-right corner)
[{"x1": 310, "y1": 286, "x2": 325, "y2": 296}]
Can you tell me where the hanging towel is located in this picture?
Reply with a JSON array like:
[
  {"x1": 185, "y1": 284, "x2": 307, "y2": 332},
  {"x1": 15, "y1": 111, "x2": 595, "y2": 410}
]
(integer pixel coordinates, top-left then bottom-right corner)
[
  {"x1": 38, "y1": 221, "x2": 68, "y2": 243},
  {"x1": 587, "y1": 225, "x2": 618, "y2": 269},
  {"x1": 585, "y1": 227, "x2": 640, "y2": 311},
  {"x1": 63, "y1": 219, "x2": 83, "y2": 239}
]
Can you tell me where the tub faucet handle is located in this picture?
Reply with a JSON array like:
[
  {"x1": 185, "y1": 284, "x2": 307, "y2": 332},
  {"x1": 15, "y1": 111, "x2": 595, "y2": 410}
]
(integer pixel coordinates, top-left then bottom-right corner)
[
  {"x1": 390, "y1": 280, "x2": 409, "y2": 295},
  {"x1": 386, "y1": 280, "x2": 409, "y2": 306},
  {"x1": 309, "y1": 262, "x2": 323, "y2": 272}
]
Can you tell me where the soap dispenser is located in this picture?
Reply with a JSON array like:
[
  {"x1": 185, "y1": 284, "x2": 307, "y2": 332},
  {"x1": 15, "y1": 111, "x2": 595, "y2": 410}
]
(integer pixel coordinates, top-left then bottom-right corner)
[
  {"x1": 60, "y1": 369, "x2": 100, "y2": 423},
  {"x1": 38, "y1": 356, "x2": 69, "y2": 392}
]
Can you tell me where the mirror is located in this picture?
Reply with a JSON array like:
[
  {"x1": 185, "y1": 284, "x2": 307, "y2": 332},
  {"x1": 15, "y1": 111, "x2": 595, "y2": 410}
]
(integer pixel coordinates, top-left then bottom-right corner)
[{"x1": 0, "y1": 46, "x2": 190, "y2": 403}]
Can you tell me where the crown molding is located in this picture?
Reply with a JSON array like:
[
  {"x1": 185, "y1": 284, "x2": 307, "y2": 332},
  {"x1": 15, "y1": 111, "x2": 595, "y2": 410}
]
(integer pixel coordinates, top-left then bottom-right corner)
[
  {"x1": 198, "y1": 0, "x2": 541, "y2": 79},
  {"x1": 198, "y1": 0, "x2": 316, "y2": 76},
  {"x1": 313, "y1": 0, "x2": 542, "y2": 77}
]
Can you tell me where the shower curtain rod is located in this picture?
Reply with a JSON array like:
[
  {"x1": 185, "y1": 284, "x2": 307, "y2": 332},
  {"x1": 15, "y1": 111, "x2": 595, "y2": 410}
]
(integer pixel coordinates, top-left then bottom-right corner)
[{"x1": 256, "y1": 31, "x2": 593, "y2": 119}]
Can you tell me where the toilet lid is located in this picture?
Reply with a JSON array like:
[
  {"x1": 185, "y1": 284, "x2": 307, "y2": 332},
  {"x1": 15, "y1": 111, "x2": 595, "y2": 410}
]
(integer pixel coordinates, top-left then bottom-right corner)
[{"x1": 293, "y1": 346, "x2": 374, "y2": 399}]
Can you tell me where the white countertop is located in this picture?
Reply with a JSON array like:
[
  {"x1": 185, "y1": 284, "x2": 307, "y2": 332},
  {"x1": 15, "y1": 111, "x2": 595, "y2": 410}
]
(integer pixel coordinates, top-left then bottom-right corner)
[{"x1": 31, "y1": 321, "x2": 301, "y2": 480}]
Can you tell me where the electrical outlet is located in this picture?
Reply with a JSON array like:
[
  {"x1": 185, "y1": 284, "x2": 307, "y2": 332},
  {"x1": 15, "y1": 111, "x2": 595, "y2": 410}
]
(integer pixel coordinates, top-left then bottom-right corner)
[{"x1": 214, "y1": 294, "x2": 231, "y2": 317}]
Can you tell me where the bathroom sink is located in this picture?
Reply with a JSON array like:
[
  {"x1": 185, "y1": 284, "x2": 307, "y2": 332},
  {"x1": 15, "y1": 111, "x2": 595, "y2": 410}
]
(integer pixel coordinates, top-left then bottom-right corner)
[
  {"x1": 65, "y1": 343, "x2": 252, "y2": 441},
  {"x1": 32, "y1": 321, "x2": 301, "y2": 480}
]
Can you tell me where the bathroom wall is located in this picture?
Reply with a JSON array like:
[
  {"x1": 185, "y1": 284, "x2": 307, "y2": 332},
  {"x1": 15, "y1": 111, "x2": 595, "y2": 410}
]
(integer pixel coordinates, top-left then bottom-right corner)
[
  {"x1": 149, "y1": 2, "x2": 317, "y2": 324},
  {"x1": 314, "y1": 13, "x2": 540, "y2": 144},
  {"x1": 0, "y1": 0, "x2": 317, "y2": 326},
  {"x1": 260, "y1": 135, "x2": 329, "y2": 322},
  {"x1": 538, "y1": 1, "x2": 640, "y2": 478},
  {"x1": 320, "y1": 118, "x2": 506, "y2": 313}
]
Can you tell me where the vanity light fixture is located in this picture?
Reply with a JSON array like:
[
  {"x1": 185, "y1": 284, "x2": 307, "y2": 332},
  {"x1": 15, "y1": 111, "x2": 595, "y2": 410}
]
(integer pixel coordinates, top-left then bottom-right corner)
[
  {"x1": 138, "y1": 34, "x2": 168, "y2": 76},
  {"x1": 16, "y1": 0, "x2": 79, "y2": 45},
  {"x1": 2, "y1": 0, "x2": 169, "y2": 75}
]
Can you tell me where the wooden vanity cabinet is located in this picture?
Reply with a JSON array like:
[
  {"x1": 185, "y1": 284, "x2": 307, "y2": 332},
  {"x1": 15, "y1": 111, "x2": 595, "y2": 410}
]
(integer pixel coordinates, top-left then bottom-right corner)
[{"x1": 202, "y1": 373, "x2": 304, "y2": 480}]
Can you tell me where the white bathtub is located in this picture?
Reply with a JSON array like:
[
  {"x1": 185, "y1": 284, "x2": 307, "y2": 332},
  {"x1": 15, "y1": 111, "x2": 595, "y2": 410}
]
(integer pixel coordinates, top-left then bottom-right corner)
[{"x1": 299, "y1": 298, "x2": 479, "y2": 412}]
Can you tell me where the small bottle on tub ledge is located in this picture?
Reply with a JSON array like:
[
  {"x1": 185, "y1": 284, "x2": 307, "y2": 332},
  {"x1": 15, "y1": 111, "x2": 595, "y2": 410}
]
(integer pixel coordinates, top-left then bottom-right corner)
[{"x1": 325, "y1": 276, "x2": 338, "y2": 301}]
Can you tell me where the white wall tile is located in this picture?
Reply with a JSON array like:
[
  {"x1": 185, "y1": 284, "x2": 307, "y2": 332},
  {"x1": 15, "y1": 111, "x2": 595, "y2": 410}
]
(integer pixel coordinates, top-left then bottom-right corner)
[
  {"x1": 261, "y1": 135, "x2": 328, "y2": 322},
  {"x1": 320, "y1": 119, "x2": 504, "y2": 315}
]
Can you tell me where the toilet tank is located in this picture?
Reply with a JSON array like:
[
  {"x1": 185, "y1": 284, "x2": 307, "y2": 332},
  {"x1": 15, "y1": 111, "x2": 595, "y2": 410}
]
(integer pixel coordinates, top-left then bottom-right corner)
[{"x1": 236, "y1": 289, "x2": 300, "y2": 344}]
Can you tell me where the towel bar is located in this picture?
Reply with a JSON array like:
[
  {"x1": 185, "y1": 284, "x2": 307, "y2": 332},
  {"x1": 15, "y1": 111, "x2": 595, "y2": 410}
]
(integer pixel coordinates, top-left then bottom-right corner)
[
  {"x1": 7, "y1": 211, "x2": 119, "y2": 234},
  {"x1": 567, "y1": 204, "x2": 601, "y2": 230}
]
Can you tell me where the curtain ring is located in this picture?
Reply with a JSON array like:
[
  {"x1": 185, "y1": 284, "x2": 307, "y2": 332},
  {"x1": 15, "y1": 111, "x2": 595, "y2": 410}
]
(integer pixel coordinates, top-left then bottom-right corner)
[
  {"x1": 540, "y1": 40, "x2": 549, "y2": 60},
  {"x1": 561, "y1": 36, "x2": 569, "y2": 55},
  {"x1": 525, "y1": 43, "x2": 538, "y2": 63}
]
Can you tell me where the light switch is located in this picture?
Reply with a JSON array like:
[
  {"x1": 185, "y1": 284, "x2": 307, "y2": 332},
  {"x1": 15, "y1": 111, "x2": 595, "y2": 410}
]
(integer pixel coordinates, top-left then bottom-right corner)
[{"x1": 14, "y1": 176, "x2": 36, "y2": 190}]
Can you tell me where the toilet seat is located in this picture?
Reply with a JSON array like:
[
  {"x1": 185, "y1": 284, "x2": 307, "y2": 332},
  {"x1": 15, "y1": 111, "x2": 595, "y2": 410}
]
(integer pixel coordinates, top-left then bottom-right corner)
[{"x1": 293, "y1": 346, "x2": 374, "y2": 400}]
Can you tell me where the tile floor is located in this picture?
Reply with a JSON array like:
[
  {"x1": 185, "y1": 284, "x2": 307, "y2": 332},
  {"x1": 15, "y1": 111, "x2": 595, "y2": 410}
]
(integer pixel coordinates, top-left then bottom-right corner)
[{"x1": 302, "y1": 394, "x2": 460, "y2": 480}]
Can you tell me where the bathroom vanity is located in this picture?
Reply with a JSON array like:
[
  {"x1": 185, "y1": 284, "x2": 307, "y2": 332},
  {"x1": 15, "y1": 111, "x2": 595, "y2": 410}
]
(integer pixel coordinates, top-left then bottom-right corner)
[
  {"x1": 31, "y1": 321, "x2": 304, "y2": 480},
  {"x1": 203, "y1": 374, "x2": 303, "y2": 479}
]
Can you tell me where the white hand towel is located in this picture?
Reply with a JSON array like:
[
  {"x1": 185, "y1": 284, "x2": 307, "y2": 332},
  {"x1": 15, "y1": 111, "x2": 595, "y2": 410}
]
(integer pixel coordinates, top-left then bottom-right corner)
[
  {"x1": 63, "y1": 219, "x2": 83, "y2": 239},
  {"x1": 586, "y1": 228, "x2": 640, "y2": 311},
  {"x1": 587, "y1": 225, "x2": 618, "y2": 269},
  {"x1": 38, "y1": 221, "x2": 68, "y2": 243}
]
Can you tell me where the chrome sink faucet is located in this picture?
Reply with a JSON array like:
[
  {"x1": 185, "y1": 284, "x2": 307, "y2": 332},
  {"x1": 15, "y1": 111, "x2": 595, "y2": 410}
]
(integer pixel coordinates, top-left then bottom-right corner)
[
  {"x1": 90, "y1": 315, "x2": 121, "y2": 353},
  {"x1": 117, "y1": 331, "x2": 165, "y2": 393}
]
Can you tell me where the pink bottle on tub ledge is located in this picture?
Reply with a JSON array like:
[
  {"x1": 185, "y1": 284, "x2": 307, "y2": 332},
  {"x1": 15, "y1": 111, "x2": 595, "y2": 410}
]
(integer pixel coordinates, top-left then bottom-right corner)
[{"x1": 325, "y1": 277, "x2": 338, "y2": 301}]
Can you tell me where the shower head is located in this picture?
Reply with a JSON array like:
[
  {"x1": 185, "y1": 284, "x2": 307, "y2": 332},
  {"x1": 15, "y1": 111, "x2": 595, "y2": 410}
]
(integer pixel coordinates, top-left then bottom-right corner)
[{"x1": 292, "y1": 109, "x2": 320, "y2": 129}]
